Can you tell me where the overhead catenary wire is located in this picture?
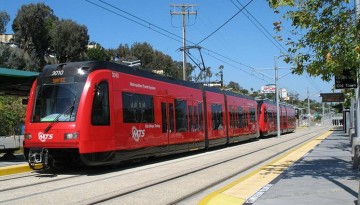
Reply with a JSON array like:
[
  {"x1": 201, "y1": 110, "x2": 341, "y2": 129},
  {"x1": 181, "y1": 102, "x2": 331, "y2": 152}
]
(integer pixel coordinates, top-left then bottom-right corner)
[
  {"x1": 195, "y1": 0, "x2": 255, "y2": 45},
  {"x1": 231, "y1": 0, "x2": 288, "y2": 53},
  {"x1": 85, "y1": 0, "x2": 272, "y2": 83},
  {"x1": 85, "y1": 0, "x2": 313, "y2": 98},
  {"x1": 305, "y1": 74, "x2": 323, "y2": 94},
  {"x1": 85, "y1": 0, "x2": 183, "y2": 43}
]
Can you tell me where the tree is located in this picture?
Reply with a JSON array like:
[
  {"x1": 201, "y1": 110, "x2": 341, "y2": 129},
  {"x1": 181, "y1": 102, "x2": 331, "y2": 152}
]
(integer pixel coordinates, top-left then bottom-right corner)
[
  {"x1": 86, "y1": 42, "x2": 110, "y2": 61},
  {"x1": 12, "y1": 3, "x2": 58, "y2": 68},
  {"x1": 0, "y1": 44, "x2": 39, "y2": 71},
  {"x1": 227, "y1": 81, "x2": 241, "y2": 92},
  {"x1": 147, "y1": 51, "x2": 173, "y2": 74},
  {"x1": 116, "y1": 44, "x2": 133, "y2": 61},
  {"x1": 0, "y1": 11, "x2": 10, "y2": 33},
  {"x1": 131, "y1": 42, "x2": 154, "y2": 70},
  {"x1": 268, "y1": 0, "x2": 358, "y2": 81},
  {"x1": 50, "y1": 19, "x2": 89, "y2": 62}
]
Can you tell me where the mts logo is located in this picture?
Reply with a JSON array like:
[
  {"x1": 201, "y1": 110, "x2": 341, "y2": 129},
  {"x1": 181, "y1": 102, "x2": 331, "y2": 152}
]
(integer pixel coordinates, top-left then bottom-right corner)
[{"x1": 131, "y1": 126, "x2": 145, "y2": 142}]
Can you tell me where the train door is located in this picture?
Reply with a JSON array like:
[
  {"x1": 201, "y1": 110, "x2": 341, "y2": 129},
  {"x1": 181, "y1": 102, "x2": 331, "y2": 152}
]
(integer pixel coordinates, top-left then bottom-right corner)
[
  {"x1": 160, "y1": 97, "x2": 176, "y2": 146},
  {"x1": 187, "y1": 101, "x2": 204, "y2": 142},
  {"x1": 86, "y1": 78, "x2": 114, "y2": 152}
]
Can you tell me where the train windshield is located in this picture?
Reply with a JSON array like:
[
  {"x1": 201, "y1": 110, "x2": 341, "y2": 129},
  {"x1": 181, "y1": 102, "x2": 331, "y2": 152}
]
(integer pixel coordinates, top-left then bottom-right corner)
[{"x1": 31, "y1": 82, "x2": 85, "y2": 122}]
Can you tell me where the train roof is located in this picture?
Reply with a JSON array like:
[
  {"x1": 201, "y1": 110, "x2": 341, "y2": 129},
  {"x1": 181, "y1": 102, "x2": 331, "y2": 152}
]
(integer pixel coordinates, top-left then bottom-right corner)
[
  {"x1": 223, "y1": 89, "x2": 255, "y2": 100},
  {"x1": 40, "y1": 61, "x2": 258, "y2": 101},
  {"x1": 41, "y1": 61, "x2": 201, "y2": 90},
  {"x1": 257, "y1": 99, "x2": 295, "y2": 109}
]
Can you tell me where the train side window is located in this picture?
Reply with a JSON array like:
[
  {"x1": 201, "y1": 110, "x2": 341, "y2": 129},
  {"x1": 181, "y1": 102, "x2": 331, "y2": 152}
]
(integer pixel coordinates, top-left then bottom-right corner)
[
  {"x1": 122, "y1": 92, "x2": 154, "y2": 123},
  {"x1": 198, "y1": 102, "x2": 203, "y2": 131},
  {"x1": 161, "y1": 103, "x2": 167, "y2": 133},
  {"x1": 244, "y1": 112, "x2": 249, "y2": 127},
  {"x1": 211, "y1": 104, "x2": 223, "y2": 130},
  {"x1": 92, "y1": 81, "x2": 110, "y2": 125},
  {"x1": 250, "y1": 108, "x2": 256, "y2": 122},
  {"x1": 188, "y1": 105, "x2": 193, "y2": 131},
  {"x1": 230, "y1": 107, "x2": 236, "y2": 129},
  {"x1": 175, "y1": 99, "x2": 187, "y2": 132},
  {"x1": 229, "y1": 108, "x2": 234, "y2": 128},
  {"x1": 269, "y1": 111, "x2": 272, "y2": 122},
  {"x1": 194, "y1": 106, "x2": 198, "y2": 131},
  {"x1": 238, "y1": 106, "x2": 243, "y2": 128},
  {"x1": 235, "y1": 108, "x2": 239, "y2": 128},
  {"x1": 264, "y1": 110, "x2": 268, "y2": 122},
  {"x1": 169, "y1": 103, "x2": 175, "y2": 132}
]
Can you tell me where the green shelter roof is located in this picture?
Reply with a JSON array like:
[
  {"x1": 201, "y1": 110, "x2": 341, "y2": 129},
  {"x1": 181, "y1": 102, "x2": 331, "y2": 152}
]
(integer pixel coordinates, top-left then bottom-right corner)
[{"x1": 0, "y1": 68, "x2": 39, "y2": 96}]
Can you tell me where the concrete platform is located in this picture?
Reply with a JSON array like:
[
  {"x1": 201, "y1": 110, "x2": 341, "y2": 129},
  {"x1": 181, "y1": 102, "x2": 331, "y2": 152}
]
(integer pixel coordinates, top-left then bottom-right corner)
[
  {"x1": 250, "y1": 128, "x2": 359, "y2": 205},
  {"x1": 200, "y1": 128, "x2": 359, "y2": 205}
]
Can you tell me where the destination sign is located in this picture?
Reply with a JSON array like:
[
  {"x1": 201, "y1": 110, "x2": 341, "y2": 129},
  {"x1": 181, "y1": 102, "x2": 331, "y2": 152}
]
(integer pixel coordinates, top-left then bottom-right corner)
[
  {"x1": 335, "y1": 69, "x2": 357, "y2": 89},
  {"x1": 43, "y1": 76, "x2": 75, "y2": 84},
  {"x1": 320, "y1": 93, "x2": 345, "y2": 102}
]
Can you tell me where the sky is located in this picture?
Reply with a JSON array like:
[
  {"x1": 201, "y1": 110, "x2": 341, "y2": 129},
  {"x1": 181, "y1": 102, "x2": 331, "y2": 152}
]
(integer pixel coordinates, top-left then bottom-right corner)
[{"x1": 1, "y1": 0, "x2": 336, "y2": 101}]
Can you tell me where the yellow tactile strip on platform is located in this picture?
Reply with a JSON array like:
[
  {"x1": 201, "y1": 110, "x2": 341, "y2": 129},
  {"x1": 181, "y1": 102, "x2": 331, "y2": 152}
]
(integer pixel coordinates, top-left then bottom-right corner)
[{"x1": 199, "y1": 131, "x2": 333, "y2": 205}]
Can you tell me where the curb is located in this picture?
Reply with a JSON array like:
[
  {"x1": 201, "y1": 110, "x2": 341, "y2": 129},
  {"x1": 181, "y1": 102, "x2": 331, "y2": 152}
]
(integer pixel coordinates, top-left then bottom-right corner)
[{"x1": 0, "y1": 164, "x2": 32, "y2": 176}]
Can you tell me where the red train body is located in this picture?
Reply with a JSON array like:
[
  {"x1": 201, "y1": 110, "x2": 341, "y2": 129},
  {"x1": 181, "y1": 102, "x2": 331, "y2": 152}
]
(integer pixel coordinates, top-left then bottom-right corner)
[
  {"x1": 23, "y1": 61, "x2": 295, "y2": 169},
  {"x1": 257, "y1": 100, "x2": 296, "y2": 137}
]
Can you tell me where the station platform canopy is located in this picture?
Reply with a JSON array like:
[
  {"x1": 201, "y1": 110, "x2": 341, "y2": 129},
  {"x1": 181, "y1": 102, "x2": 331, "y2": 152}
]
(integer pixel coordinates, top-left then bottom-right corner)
[{"x1": 0, "y1": 68, "x2": 39, "y2": 96}]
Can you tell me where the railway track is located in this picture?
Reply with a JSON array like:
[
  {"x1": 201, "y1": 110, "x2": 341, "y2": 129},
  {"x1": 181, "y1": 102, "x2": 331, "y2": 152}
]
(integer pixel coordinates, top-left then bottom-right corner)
[{"x1": 0, "y1": 126, "x2": 330, "y2": 205}]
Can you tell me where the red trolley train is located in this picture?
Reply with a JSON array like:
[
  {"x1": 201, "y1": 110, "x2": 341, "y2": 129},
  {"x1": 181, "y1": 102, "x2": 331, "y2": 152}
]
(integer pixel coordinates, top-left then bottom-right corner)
[
  {"x1": 23, "y1": 61, "x2": 294, "y2": 169},
  {"x1": 257, "y1": 99, "x2": 296, "y2": 137}
]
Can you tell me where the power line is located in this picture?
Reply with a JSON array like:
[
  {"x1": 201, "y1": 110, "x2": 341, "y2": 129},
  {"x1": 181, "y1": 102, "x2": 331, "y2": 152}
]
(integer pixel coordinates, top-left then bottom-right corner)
[
  {"x1": 306, "y1": 74, "x2": 322, "y2": 93},
  {"x1": 231, "y1": 0, "x2": 287, "y2": 52},
  {"x1": 196, "y1": 0, "x2": 254, "y2": 45},
  {"x1": 86, "y1": 0, "x2": 183, "y2": 43},
  {"x1": 85, "y1": 0, "x2": 282, "y2": 84}
]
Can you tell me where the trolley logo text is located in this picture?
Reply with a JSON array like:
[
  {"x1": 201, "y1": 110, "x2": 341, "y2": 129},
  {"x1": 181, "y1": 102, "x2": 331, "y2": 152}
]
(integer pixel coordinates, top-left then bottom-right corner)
[
  {"x1": 38, "y1": 132, "x2": 53, "y2": 142},
  {"x1": 132, "y1": 126, "x2": 145, "y2": 142}
]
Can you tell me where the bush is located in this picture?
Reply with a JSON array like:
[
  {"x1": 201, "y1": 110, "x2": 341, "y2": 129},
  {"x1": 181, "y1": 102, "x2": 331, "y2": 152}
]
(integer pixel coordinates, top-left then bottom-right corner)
[{"x1": 0, "y1": 96, "x2": 26, "y2": 136}]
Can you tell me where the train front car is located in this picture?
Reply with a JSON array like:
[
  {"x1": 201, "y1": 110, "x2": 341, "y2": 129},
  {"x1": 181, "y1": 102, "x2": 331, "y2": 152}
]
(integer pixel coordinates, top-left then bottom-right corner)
[
  {"x1": 24, "y1": 61, "x2": 207, "y2": 169},
  {"x1": 24, "y1": 62, "x2": 91, "y2": 169}
]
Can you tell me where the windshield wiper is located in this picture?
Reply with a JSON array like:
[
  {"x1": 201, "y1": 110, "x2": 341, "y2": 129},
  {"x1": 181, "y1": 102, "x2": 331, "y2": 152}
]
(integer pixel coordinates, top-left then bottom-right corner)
[{"x1": 44, "y1": 97, "x2": 76, "y2": 133}]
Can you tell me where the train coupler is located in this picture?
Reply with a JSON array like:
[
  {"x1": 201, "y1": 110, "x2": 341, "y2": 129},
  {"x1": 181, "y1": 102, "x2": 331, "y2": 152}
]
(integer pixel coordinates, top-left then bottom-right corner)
[{"x1": 28, "y1": 148, "x2": 52, "y2": 170}]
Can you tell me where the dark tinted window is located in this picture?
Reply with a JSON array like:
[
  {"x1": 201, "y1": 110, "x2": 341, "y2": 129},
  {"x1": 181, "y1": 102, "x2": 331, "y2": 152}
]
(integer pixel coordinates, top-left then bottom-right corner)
[
  {"x1": 122, "y1": 92, "x2": 154, "y2": 123},
  {"x1": 175, "y1": 99, "x2": 187, "y2": 132},
  {"x1": 92, "y1": 81, "x2": 110, "y2": 125},
  {"x1": 161, "y1": 103, "x2": 167, "y2": 133},
  {"x1": 198, "y1": 102, "x2": 204, "y2": 131},
  {"x1": 250, "y1": 108, "x2": 257, "y2": 122},
  {"x1": 211, "y1": 104, "x2": 223, "y2": 130},
  {"x1": 169, "y1": 103, "x2": 175, "y2": 132}
]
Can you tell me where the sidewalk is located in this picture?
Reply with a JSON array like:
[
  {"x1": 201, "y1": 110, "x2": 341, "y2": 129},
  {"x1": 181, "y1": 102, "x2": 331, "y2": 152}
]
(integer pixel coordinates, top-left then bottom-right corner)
[{"x1": 251, "y1": 128, "x2": 359, "y2": 205}]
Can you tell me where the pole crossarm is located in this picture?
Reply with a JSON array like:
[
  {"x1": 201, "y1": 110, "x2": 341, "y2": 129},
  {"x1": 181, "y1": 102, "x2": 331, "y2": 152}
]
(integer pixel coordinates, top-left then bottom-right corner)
[{"x1": 170, "y1": 4, "x2": 198, "y2": 81}]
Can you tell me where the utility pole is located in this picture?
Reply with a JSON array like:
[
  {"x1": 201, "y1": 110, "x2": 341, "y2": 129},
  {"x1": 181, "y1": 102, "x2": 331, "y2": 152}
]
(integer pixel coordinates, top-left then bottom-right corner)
[
  {"x1": 170, "y1": 4, "x2": 197, "y2": 81},
  {"x1": 307, "y1": 87, "x2": 311, "y2": 129},
  {"x1": 275, "y1": 57, "x2": 281, "y2": 138},
  {"x1": 355, "y1": 0, "x2": 360, "y2": 141},
  {"x1": 354, "y1": 1, "x2": 360, "y2": 204}
]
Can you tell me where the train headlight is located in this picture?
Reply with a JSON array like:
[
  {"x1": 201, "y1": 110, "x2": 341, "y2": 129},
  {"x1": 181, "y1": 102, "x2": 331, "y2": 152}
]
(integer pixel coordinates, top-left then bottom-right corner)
[
  {"x1": 25, "y1": 133, "x2": 32, "y2": 140},
  {"x1": 64, "y1": 132, "x2": 79, "y2": 140}
]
